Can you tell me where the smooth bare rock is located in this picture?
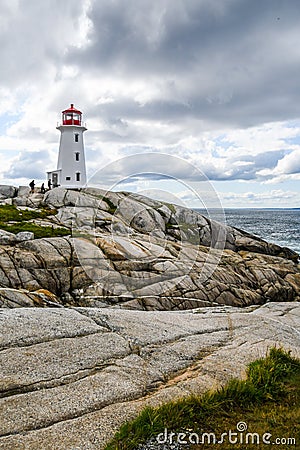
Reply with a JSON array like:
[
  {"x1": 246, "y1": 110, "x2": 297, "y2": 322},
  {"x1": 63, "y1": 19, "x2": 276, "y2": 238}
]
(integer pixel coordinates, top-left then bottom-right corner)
[
  {"x1": 12, "y1": 193, "x2": 44, "y2": 208},
  {"x1": 43, "y1": 187, "x2": 69, "y2": 207},
  {"x1": 0, "y1": 232, "x2": 299, "y2": 308},
  {"x1": 12, "y1": 192, "x2": 43, "y2": 207},
  {"x1": 44, "y1": 187, "x2": 109, "y2": 210},
  {"x1": 116, "y1": 195, "x2": 166, "y2": 237},
  {"x1": 0, "y1": 185, "x2": 16, "y2": 198},
  {"x1": 2, "y1": 184, "x2": 298, "y2": 262},
  {"x1": 0, "y1": 187, "x2": 299, "y2": 309},
  {"x1": 0, "y1": 230, "x2": 16, "y2": 245},
  {"x1": 15, "y1": 231, "x2": 34, "y2": 242},
  {"x1": 0, "y1": 307, "x2": 103, "y2": 349},
  {"x1": 0, "y1": 303, "x2": 299, "y2": 449},
  {"x1": 56, "y1": 206, "x2": 115, "y2": 230},
  {"x1": 17, "y1": 186, "x2": 30, "y2": 197},
  {"x1": 12, "y1": 196, "x2": 28, "y2": 206},
  {"x1": 0, "y1": 186, "x2": 299, "y2": 448}
]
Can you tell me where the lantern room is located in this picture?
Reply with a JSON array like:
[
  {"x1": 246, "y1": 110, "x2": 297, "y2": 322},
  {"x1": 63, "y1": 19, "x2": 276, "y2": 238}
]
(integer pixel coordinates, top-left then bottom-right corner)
[{"x1": 62, "y1": 103, "x2": 82, "y2": 126}]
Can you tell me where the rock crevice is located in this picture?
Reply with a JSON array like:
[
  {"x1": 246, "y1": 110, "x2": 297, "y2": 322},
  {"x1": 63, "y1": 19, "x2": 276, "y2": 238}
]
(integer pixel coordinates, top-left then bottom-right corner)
[
  {"x1": 0, "y1": 186, "x2": 299, "y2": 309},
  {"x1": 0, "y1": 303, "x2": 299, "y2": 449}
]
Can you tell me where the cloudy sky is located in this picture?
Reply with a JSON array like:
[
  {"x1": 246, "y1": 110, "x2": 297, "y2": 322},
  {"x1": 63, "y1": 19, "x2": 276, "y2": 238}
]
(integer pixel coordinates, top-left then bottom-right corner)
[{"x1": 0, "y1": 0, "x2": 300, "y2": 208}]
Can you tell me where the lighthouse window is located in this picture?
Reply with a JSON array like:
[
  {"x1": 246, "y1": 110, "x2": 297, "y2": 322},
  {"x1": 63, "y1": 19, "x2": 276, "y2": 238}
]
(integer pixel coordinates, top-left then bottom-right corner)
[
  {"x1": 75, "y1": 152, "x2": 80, "y2": 161},
  {"x1": 74, "y1": 133, "x2": 79, "y2": 143},
  {"x1": 66, "y1": 176, "x2": 71, "y2": 181},
  {"x1": 76, "y1": 172, "x2": 81, "y2": 181}
]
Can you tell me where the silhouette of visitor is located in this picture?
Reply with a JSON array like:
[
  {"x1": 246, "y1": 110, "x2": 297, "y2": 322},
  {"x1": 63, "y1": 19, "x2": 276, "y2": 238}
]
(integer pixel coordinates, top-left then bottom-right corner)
[{"x1": 29, "y1": 180, "x2": 35, "y2": 194}]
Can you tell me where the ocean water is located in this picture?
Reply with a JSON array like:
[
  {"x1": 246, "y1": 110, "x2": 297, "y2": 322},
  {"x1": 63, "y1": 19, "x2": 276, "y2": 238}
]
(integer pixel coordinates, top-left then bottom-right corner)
[{"x1": 196, "y1": 209, "x2": 300, "y2": 255}]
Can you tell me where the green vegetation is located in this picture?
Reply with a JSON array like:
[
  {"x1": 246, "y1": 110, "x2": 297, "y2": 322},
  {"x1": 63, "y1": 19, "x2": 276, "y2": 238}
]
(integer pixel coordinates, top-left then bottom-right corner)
[
  {"x1": 103, "y1": 197, "x2": 117, "y2": 215},
  {"x1": 0, "y1": 222, "x2": 70, "y2": 238},
  {"x1": 0, "y1": 204, "x2": 57, "y2": 222},
  {"x1": 165, "y1": 222, "x2": 177, "y2": 229},
  {"x1": 163, "y1": 202, "x2": 176, "y2": 214},
  {"x1": 0, "y1": 205, "x2": 69, "y2": 238},
  {"x1": 105, "y1": 347, "x2": 300, "y2": 449}
]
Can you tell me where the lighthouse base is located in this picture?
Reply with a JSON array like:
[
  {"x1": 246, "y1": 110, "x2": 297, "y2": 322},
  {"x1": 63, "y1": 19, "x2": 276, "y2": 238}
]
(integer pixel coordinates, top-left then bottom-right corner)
[
  {"x1": 47, "y1": 170, "x2": 86, "y2": 189},
  {"x1": 47, "y1": 170, "x2": 61, "y2": 188}
]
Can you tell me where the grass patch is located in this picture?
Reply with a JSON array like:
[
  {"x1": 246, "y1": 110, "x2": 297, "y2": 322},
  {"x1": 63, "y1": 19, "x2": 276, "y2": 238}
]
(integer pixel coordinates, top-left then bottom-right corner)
[
  {"x1": 105, "y1": 347, "x2": 300, "y2": 449},
  {"x1": 0, "y1": 204, "x2": 57, "y2": 222},
  {"x1": 103, "y1": 197, "x2": 117, "y2": 215},
  {"x1": 0, "y1": 205, "x2": 69, "y2": 238},
  {"x1": 165, "y1": 222, "x2": 177, "y2": 229},
  {"x1": 0, "y1": 222, "x2": 70, "y2": 238},
  {"x1": 163, "y1": 202, "x2": 176, "y2": 215}
]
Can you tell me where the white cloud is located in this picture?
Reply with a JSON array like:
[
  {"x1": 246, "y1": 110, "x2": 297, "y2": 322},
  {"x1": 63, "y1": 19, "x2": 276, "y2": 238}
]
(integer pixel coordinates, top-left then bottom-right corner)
[
  {"x1": 219, "y1": 189, "x2": 300, "y2": 208},
  {"x1": 0, "y1": 0, "x2": 300, "y2": 207},
  {"x1": 273, "y1": 149, "x2": 300, "y2": 175}
]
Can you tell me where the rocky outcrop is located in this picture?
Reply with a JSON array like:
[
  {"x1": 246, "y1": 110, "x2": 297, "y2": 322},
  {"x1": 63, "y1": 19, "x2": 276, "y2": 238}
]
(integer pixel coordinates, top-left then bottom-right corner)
[
  {"x1": 0, "y1": 186, "x2": 299, "y2": 309},
  {"x1": 0, "y1": 185, "x2": 17, "y2": 199},
  {"x1": 0, "y1": 302, "x2": 299, "y2": 449},
  {"x1": 0, "y1": 288, "x2": 61, "y2": 308},
  {"x1": 0, "y1": 187, "x2": 299, "y2": 448},
  {"x1": 0, "y1": 233, "x2": 299, "y2": 309},
  {"x1": 44, "y1": 187, "x2": 299, "y2": 261}
]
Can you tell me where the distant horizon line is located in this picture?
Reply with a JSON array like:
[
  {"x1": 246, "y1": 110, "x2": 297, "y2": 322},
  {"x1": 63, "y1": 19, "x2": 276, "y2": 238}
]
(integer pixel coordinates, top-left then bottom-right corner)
[{"x1": 194, "y1": 207, "x2": 300, "y2": 210}]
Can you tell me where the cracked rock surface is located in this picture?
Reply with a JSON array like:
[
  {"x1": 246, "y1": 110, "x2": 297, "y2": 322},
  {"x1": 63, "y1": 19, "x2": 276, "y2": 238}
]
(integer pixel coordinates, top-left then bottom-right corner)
[
  {"x1": 0, "y1": 186, "x2": 299, "y2": 309},
  {"x1": 0, "y1": 187, "x2": 299, "y2": 450},
  {"x1": 0, "y1": 302, "x2": 299, "y2": 449}
]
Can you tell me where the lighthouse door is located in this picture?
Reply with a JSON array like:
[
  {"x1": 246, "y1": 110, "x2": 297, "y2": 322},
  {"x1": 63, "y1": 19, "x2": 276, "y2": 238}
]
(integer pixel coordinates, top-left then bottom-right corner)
[{"x1": 52, "y1": 173, "x2": 58, "y2": 187}]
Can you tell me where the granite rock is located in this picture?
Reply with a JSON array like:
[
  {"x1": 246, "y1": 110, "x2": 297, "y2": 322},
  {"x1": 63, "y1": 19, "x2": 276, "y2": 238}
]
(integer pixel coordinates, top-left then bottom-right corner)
[
  {"x1": 0, "y1": 302, "x2": 299, "y2": 449},
  {"x1": 0, "y1": 185, "x2": 17, "y2": 199},
  {"x1": 0, "y1": 187, "x2": 298, "y2": 309}
]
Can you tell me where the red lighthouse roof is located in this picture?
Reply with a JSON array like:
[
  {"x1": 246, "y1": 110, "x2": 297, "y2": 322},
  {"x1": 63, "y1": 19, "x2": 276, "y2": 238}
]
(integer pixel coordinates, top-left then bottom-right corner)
[
  {"x1": 62, "y1": 103, "x2": 82, "y2": 115},
  {"x1": 62, "y1": 103, "x2": 82, "y2": 125}
]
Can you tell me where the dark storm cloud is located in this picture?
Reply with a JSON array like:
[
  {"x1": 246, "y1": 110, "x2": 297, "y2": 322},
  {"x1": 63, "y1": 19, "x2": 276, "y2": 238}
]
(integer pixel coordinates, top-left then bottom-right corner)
[
  {"x1": 1, "y1": 0, "x2": 299, "y2": 192},
  {"x1": 68, "y1": 0, "x2": 300, "y2": 128}
]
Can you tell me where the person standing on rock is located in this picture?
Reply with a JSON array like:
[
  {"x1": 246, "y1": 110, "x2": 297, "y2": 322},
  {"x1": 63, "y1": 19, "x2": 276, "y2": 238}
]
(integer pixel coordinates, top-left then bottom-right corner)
[
  {"x1": 40, "y1": 183, "x2": 45, "y2": 194},
  {"x1": 29, "y1": 180, "x2": 35, "y2": 194},
  {"x1": 48, "y1": 179, "x2": 52, "y2": 190}
]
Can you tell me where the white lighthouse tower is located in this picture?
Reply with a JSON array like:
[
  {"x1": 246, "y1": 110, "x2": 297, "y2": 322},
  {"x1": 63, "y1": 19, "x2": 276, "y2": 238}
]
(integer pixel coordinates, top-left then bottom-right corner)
[{"x1": 47, "y1": 104, "x2": 87, "y2": 188}]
